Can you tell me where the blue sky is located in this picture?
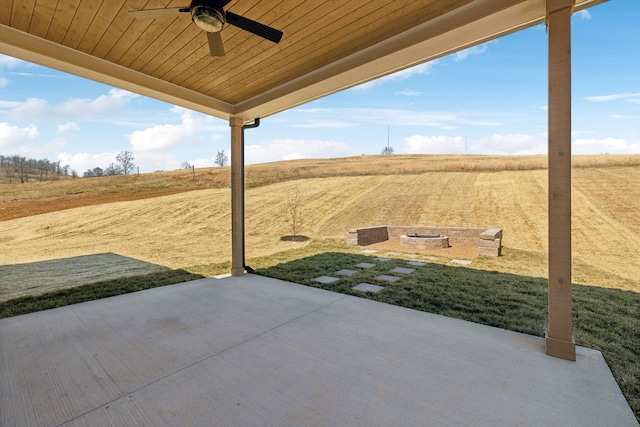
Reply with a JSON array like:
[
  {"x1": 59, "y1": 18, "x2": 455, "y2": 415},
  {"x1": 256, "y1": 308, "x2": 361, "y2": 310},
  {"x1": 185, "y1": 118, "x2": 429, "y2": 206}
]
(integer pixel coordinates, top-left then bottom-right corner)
[{"x1": 1, "y1": 0, "x2": 639, "y2": 174}]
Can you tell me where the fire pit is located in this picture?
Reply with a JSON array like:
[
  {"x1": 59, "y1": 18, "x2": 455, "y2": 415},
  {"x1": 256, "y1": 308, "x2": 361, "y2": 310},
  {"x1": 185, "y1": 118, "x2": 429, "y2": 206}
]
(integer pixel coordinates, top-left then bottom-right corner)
[{"x1": 400, "y1": 233, "x2": 449, "y2": 249}]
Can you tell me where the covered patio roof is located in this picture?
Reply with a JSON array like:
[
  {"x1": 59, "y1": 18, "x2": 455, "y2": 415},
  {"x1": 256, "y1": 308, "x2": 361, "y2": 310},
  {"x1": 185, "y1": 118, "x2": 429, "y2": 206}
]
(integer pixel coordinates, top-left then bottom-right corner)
[{"x1": 2, "y1": 0, "x2": 602, "y2": 122}]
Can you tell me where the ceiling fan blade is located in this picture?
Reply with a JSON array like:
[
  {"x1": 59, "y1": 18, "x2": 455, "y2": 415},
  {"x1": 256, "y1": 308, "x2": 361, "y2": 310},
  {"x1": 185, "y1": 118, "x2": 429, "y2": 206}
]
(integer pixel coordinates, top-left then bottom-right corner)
[
  {"x1": 226, "y1": 12, "x2": 283, "y2": 44},
  {"x1": 207, "y1": 32, "x2": 225, "y2": 56},
  {"x1": 215, "y1": 0, "x2": 234, "y2": 7},
  {"x1": 129, "y1": 7, "x2": 189, "y2": 20}
]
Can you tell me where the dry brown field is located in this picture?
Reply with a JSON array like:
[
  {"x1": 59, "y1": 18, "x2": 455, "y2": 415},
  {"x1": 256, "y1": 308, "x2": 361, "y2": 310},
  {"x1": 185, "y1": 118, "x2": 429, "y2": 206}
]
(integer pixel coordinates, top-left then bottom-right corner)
[{"x1": 1, "y1": 154, "x2": 639, "y2": 300}]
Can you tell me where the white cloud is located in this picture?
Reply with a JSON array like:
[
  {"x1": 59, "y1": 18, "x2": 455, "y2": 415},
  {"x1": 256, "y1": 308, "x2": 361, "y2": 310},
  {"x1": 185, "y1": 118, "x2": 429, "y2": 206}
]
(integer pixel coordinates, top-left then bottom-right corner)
[
  {"x1": 189, "y1": 150, "x2": 230, "y2": 169},
  {"x1": 609, "y1": 114, "x2": 635, "y2": 119},
  {"x1": 477, "y1": 133, "x2": 545, "y2": 154},
  {"x1": 129, "y1": 106, "x2": 226, "y2": 152},
  {"x1": 9, "y1": 88, "x2": 139, "y2": 120},
  {"x1": 404, "y1": 135, "x2": 465, "y2": 154},
  {"x1": 352, "y1": 61, "x2": 437, "y2": 91},
  {"x1": 0, "y1": 122, "x2": 38, "y2": 149},
  {"x1": 0, "y1": 77, "x2": 8, "y2": 88},
  {"x1": 57, "y1": 151, "x2": 119, "y2": 173},
  {"x1": 57, "y1": 122, "x2": 80, "y2": 133},
  {"x1": 574, "y1": 10, "x2": 591, "y2": 21},
  {"x1": 0, "y1": 54, "x2": 24, "y2": 68},
  {"x1": 585, "y1": 92, "x2": 640, "y2": 102},
  {"x1": 403, "y1": 133, "x2": 545, "y2": 156},
  {"x1": 289, "y1": 107, "x2": 502, "y2": 129},
  {"x1": 0, "y1": 100, "x2": 21, "y2": 109},
  {"x1": 394, "y1": 90, "x2": 422, "y2": 96},
  {"x1": 291, "y1": 121, "x2": 354, "y2": 129},
  {"x1": 573, "y1": 137, "x2": 640, "y2": 154},
  {"x1": 454, "y1": 40, "x2": 496, "y2": 61},
  {"x1": 245, "y1": 139, "x2": 355, "y2": 164}
]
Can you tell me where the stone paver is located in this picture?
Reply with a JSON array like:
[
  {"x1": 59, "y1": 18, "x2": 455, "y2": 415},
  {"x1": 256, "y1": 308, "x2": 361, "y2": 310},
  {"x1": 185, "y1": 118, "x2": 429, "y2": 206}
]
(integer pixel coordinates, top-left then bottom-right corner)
[
  {"x1": 376, "y1": 275, "x2": 400, "y2": 283},
  {"x1": 390, "y1": 267, "x2": 416, "y2": 275},
  {"x1": 407, "y1": 261, "x2": 426, "y2": 267},
  {"x1": 374, "y1": 257, "x2": 392, "y2": 262},
  {"x1": 312, "y1": 276, "x2": 340, "y2": 284},
  {"x1": 336, "y1": 269, "x2": 358, "y2": 276},
  {"x1": 355, "y1": 263, "x2": 376, "y2": 269},
  {"x1": 361, "y1": 249, "x2": 377, "y2": 254},
  {"x1": 351, "y1": 283, "x2": 385, "y2": 293},
  {"x1": 451, "y1": 259, "x2": 473, "y2": 266}
]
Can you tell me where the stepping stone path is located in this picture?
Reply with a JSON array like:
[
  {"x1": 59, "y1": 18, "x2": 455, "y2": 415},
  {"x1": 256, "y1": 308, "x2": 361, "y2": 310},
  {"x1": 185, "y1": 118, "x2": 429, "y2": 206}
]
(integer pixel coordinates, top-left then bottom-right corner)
[
  {"x1": 355, "y1": 262, "x2": 376, "y2": 269},
  {"x1": 451, "y1": 259, "x2": 473, "y2": 265},
  {"x1": 374, "y1": 257, "x2": 392, "y2": 262},
  {"x1": 336, "y1": 269, "x2": 358, "y2": 276},
  {"x1": 390, "y1": 267, "x2": 415, "y2": 275},
  {"x1": 352, "y1": 283, "x2": 385, "y2": 293},
  {"x1": 376, "y1": 275, "x2": 400, "y2": 283},
  {"x1": 312, "y1": 276, "x2": 340, "y2": 284},
  {"x1": 407, "y1": 261, "x2": 426, "y2": 267}
]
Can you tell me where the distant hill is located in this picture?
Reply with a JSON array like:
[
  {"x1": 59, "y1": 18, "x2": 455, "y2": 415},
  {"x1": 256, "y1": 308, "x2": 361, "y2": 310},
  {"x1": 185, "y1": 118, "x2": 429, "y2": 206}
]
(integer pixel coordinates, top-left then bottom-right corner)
[{"x1": 1, "y1": 154, "x2": 639, "y2": 294}]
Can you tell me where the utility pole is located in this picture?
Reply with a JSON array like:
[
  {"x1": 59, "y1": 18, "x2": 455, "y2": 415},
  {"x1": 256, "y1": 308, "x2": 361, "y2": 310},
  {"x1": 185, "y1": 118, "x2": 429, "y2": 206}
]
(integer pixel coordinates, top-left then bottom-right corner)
[{"x1": 387, "y1": 125, "x2": 390, "y2": 154}]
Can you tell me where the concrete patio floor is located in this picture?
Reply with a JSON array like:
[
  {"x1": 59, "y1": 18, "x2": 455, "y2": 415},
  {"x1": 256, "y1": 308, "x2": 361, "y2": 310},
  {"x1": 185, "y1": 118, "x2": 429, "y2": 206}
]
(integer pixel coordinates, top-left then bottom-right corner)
[{"x1": 1, "y1": 274, "x2": 637, "y2": 426}]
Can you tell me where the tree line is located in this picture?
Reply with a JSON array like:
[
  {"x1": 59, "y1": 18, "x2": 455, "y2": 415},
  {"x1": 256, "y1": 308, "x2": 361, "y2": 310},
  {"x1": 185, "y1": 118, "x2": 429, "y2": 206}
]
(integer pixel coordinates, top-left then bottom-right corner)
[
  {"x1": 0, "y1": 155, "x2": 73, "y2": 183},
  {"x1": 83, "y1": 151, "x2": 136, "y2": 177},
  {"x1": 0, "y1": 151, "x2": 137, "y2": 184}
]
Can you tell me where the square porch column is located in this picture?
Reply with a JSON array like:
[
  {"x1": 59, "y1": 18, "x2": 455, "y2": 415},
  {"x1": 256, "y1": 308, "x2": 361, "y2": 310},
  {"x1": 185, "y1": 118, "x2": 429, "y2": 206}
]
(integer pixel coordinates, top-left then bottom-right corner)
[
  {"x1": 230, "y1": 116, "x2": 245, "y2": 277},
  {"x1": 546, "y1": 0, "x2": 576, "y2": 361}
]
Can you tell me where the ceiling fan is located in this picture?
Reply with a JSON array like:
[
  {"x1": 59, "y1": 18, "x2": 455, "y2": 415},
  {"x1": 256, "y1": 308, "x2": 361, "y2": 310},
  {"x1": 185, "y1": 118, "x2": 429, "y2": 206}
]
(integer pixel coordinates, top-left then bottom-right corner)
[{"x1": 129, "y1": 0, "x2": 283, "y2": 56}]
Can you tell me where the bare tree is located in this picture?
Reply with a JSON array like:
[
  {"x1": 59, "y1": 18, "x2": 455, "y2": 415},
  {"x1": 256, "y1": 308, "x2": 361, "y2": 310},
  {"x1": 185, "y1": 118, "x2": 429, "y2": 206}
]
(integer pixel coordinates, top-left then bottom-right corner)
[
  {"x1": 181, "y1": 161, "x2": 192, "y2": 169},
  {"x1": 12, "y1": 155, "x2": 30, "y2": 183},
  {"x1": 83, "y1": 167, "x2": 105, "y2": 178},
  {"x1": 381, "y1": 146, "x2": 394, "y2": 155},
  {"x1": 285, "y1": 186, "x2": 304, "y2": 236},
  {"x1": 105, "y1": 162, "x2": 122, "y2": 176},
  {"x1": 1, "y1": 156, "x2": 15, "y2": 183},
  {"x1": 214, "y1": 150, "x2": 228, "y2": 167},
  {"x1": 116, "y1": 151, "x2": 135, "y2": 175}
]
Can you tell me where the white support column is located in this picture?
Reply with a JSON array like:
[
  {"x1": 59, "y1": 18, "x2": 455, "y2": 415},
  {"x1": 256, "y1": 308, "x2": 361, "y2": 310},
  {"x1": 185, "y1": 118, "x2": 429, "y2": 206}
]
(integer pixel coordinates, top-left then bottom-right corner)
[
  {"x1": 546, "y1": 0, "x2": 576, "y2": 361},
  {"x1": 229, "y1": 116, "x2": 245, "y2": 277}
]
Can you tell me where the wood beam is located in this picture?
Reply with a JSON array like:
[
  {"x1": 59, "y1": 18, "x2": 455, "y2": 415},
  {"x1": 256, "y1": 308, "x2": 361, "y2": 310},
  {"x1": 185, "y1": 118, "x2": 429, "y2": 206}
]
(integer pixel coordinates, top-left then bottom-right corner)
[
  {"x1": 229, "y1": 117, "x2": 245, "y2": 277},
  {"x1": 545, "y1": 0, "x2": 576, "y2": 361}
]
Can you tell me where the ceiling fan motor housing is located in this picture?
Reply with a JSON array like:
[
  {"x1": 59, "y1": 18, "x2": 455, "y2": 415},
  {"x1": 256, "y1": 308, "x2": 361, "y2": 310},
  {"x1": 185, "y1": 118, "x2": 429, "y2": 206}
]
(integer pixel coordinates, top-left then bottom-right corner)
[{"x1": 190, "y1": 0, "x2": 225, "y2": 33}]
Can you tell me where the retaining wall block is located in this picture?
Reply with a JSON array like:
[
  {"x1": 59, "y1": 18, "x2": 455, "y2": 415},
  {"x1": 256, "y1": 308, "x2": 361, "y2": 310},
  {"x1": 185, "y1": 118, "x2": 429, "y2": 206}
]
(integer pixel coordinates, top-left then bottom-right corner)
[
  {"x1": 480, "y1": 228, "x2": 503, "y2": 240},
  {"x1": 479, "y1": 246, "x2": 501, "y2": 257},
  {"x1": 479, "y1": 238, "x2": 502, "y2": 249}
]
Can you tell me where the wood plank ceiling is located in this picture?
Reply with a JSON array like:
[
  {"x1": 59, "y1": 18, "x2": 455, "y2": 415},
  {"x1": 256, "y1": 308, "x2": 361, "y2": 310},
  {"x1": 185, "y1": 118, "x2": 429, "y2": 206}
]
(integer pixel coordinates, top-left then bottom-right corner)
[{"x1": 1, "y1": 0, "x2": 605, "y2": 121}]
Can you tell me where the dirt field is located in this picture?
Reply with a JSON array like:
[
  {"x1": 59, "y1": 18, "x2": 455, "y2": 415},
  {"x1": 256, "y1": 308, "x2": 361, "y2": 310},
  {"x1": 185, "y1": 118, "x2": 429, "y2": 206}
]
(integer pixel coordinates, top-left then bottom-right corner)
[{"x1": 1, "y1": 155, "x2": 639, "y2": 297}]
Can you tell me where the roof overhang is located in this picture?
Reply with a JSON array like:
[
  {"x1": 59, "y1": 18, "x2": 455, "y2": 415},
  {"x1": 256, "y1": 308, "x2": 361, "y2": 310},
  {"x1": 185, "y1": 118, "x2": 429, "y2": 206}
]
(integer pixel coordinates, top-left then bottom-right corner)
[{"x1": 1, "y1": 0, "x2": 605, "y2": 122}]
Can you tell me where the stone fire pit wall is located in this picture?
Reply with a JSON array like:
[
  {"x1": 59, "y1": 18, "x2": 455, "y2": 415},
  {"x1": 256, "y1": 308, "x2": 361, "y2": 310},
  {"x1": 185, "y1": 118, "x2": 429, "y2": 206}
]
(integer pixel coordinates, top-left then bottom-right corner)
[{"x1": 346, "y1": 226, "x2": 502, "y2": 256}]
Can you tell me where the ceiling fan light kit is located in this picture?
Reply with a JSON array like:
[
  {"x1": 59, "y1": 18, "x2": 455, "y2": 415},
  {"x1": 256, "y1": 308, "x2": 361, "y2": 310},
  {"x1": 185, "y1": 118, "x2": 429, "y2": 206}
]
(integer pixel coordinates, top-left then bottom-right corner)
[{"x1": 191, "y1": 3, "x2": 225, "y2": 33}]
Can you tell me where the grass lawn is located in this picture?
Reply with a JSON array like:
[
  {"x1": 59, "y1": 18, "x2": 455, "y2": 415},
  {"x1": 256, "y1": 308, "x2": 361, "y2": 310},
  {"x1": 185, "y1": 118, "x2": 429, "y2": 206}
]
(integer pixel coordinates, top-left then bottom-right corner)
[
  {"x1": 0, "y1": 269, "x2": 203, "y2": 318},
  {"x1": 255, "y1": 252, "x2": 640, "y2": 422}
]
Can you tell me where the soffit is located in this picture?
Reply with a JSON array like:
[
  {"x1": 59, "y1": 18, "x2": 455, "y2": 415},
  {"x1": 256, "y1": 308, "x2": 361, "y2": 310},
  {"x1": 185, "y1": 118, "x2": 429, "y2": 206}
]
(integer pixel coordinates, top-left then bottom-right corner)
[{"x1": 0, "y1": 0, "x2": 605, "y2": 121}]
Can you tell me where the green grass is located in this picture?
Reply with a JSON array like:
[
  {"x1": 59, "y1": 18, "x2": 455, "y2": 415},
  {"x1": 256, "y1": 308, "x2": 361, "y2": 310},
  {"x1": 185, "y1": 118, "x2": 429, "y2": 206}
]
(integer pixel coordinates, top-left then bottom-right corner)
[
  {"x1": 0, "y1": 269, "x2": 203, "y2": 318},
  {"x1": 256, "y1": 252, "x2": 640, "y2": 422}
]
